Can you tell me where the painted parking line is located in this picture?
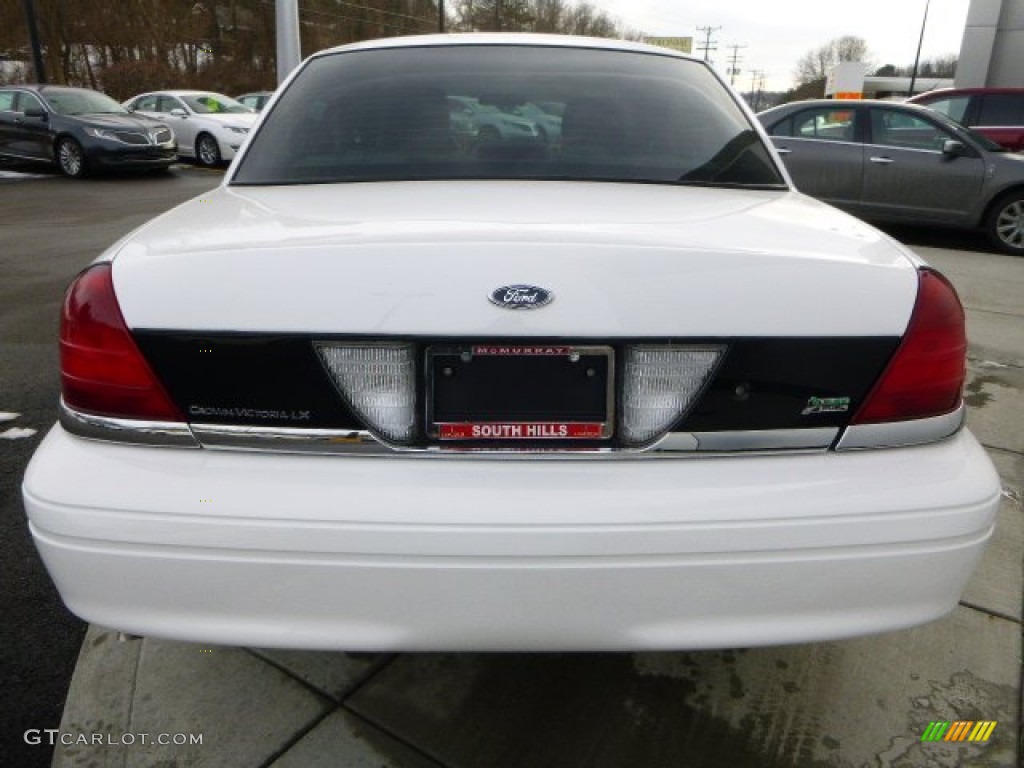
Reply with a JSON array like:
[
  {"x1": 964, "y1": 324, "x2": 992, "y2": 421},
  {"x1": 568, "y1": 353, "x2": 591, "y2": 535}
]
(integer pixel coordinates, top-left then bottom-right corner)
[
  {"x1": 0, "y1": 411, "x2": 38, "y2": 439},
  {"x1": 0, "y1": 169, "x2": 50, "y2": 181}
]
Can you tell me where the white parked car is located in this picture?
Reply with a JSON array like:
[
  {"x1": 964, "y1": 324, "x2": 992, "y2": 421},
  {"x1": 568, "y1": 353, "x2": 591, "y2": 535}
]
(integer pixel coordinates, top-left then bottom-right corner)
[
  {"x1": 25, "y1": 35, "x2": 1000, "y2": 652},
  {"x1": 123, "y1": 90, "x2": 257, "y2": 166}
]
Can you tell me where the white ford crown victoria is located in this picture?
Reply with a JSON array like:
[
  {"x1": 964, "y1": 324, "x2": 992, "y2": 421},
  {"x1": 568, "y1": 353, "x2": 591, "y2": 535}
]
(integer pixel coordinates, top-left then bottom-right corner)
[{"x1": 24, "y1": 35, "x2": 1000, "y2": 651}]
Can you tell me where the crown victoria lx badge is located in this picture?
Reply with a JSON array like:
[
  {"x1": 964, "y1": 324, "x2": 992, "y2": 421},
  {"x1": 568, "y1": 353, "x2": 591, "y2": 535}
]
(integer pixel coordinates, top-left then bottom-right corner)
[{"x1": 489, "y1": 285, "x2": 554, "y2": 310}]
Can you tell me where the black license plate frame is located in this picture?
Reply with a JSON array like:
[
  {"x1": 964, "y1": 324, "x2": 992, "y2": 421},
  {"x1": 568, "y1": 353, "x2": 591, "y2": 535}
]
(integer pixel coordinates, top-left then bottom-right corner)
[{"x1": 427, "y1": 344, "x2": 614, "y2": 441}]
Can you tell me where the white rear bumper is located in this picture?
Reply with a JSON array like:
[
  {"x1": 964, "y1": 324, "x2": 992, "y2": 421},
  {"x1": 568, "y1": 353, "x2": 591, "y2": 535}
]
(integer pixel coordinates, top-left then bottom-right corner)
[{"x1": 23, "y1": 426, "x2": 1000, "y2": 650}]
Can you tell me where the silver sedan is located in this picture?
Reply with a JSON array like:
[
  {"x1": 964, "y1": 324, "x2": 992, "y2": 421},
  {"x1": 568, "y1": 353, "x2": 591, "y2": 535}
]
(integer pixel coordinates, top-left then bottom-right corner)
[
  {"x1": 123, "y1": 90, "x2": 257, "y2": 167},
  {"x1": 758, "y1": 99, "x2": 1024, "y2": 254}
]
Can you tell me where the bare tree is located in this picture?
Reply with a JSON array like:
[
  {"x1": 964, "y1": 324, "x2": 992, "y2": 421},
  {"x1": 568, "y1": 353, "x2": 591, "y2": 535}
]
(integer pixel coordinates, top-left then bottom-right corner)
[
  {"x1": 919, "y1": 53, "x2": 957, "y2": 78},
  {"x1": 457, "y1": 0, "x2": 534, "y2": 31},
  {"x1": 794, "y1": 35, "x2": 869, "y2": 85},
  {"x1": 454, "y1": 0, "x2": 622, "y2": 36},
  {"x1": 0, "y1": 0, "x2": 627, "y2": 96},
  {"x1": 872, "y1": 54, "x2": 957, "y2": 79}
]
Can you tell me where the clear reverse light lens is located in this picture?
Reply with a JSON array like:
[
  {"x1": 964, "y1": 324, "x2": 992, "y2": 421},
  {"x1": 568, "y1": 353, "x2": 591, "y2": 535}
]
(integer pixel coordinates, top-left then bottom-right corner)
[
  {"x1": 317, "y1": 343, "x2": 416, "y2": 443},
  {"x1": 621, "y1": 345, "x2": 724, "y2": 445}
]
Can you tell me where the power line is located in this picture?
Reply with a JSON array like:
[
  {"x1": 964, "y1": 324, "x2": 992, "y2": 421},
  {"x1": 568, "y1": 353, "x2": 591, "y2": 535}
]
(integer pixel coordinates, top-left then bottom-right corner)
[
  {"x1": 256, "y1": 0, "x2": 431, "y2": 38},
  {"x1": 328, "y1": 0, "x2": 435, "y2": 27},
  {"x1": 260, "y1": 0, "x2": 433, "y2": 30},
  {"x1": 695, "y1": 25, "x2": 720, "y2": 63},
  {"x1": 297, "y1": 7, "x2": 427, "y2": 36}
]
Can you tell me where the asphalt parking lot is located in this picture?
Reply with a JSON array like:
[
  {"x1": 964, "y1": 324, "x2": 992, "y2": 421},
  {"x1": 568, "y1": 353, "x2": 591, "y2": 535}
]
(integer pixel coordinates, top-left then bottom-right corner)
[
  {"x1": 1, "y1": 163, "x2": 1021, "y2": 768},
  {"x1": 0, "y1": 162, "x2": 223, "y2": 768}
]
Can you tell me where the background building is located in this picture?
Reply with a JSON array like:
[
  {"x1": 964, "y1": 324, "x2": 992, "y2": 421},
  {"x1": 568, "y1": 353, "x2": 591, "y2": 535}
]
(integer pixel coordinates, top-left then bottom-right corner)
[{"x1": 957, "y1": 0, "x2": 1024, "y2": 86}]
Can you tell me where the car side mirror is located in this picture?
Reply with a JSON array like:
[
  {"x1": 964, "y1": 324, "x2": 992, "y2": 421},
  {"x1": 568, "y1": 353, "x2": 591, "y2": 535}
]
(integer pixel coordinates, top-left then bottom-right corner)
[
  {"x1": 942, "y1": 139, "x2": 965, "y2": 157},
  {"x1": 23, "y1": 107, "x2": 47, "y2": 120},
  {"x1": 169, "y1": 108, "x2": 188, "y2": 117}
]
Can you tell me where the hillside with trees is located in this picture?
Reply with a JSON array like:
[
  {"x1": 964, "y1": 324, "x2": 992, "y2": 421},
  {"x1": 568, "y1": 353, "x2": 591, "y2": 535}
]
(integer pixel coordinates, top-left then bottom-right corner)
[{"x1": 0, "y1": 0, "x2": 629, "y2": 98}]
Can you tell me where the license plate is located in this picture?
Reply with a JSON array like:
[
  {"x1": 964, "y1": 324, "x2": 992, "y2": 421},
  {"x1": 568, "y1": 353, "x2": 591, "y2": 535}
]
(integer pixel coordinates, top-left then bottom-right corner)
[{"x1": 428, "y1": 344, "x2": 613, "y2": 440}]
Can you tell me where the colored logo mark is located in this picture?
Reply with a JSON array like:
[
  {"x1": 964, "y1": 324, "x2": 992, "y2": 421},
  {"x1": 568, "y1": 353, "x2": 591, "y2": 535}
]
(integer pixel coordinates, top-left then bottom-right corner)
[
  {"x1": 921, "y1": 721, "x2": 997, "y2": 742},
  {"x1": 801, "y1": 396, "x2": 850, "y2": 415}
]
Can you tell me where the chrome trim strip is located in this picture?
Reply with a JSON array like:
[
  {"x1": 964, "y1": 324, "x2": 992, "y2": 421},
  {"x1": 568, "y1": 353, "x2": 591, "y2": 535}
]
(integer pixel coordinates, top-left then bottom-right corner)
[
  {"x1": 654, "y1": 428, "x2": 839, "y2": 452},
  {"x1": 862, "y1": 142, "x2": 942, "y2": 156},
  {"x1": 64, "y1": 409, "x2": 961, "y2": 456},
  {"x1": 194, "y1": 424, "x2": 621, "y2": 457},
  {"x1": 192, "y1": 424, "x2": 386, "y2": 454},
  {"x1": 780, "y1": 138, "x2": 952, "y2": 157},
  {"x1": 834, "y1": 405, "x2": 965, "y2": 451},
  {"x1": 59, "y1": 401, "x2": 199, "y2": 447},
  {"x1": 773, "y1": 137, "x2": 864, "y2": 149},
  {"x1": 191, "y1": 424, "x2": 838, "y2": 457}
]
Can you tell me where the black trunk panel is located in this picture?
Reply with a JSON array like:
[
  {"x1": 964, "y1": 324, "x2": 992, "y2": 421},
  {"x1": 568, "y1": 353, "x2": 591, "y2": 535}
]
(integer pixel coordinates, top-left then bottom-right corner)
[
  {"x1": 678, "y1": 338, "x2": 898, "y2": 432},
  {"x1": 134, "y1": 333, "x2": 363, "y2": 429},
  {"x1": 133, "y1": 332, "x2": 899, "y2": 442}
]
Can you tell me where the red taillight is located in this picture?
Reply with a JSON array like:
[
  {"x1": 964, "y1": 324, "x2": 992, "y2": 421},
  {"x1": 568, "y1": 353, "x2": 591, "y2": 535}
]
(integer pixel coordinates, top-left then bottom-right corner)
[
  {"x1": 852, "y1": 269, "x2": 966, "y2": 424},
  {"x1": 60, "y1": 264, "x2": 183, "y2": 422}
]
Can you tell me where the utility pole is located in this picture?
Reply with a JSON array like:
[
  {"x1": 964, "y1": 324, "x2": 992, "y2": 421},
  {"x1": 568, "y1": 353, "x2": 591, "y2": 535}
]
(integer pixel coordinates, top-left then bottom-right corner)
[
  {"x1": 275, "y1": 0, "x2": 301, "y2": 85},
  {"x1": 726, "y1": 43, "x2": 746, "y2": 86},
  {"x1": 439, "y1": 0, "x2": 445, "y2": 32},
  {"x1": 22, "y1": 0, "x2": 46, "y2": 83},
  {"x1": 695, "y1": 25, "x2": 721, "y2": 63},
  {"x1": 494, "y1": 0, "x2": 501, "y2": 31},
  {"x1": 748, "y1": 69, "x2": 765, "y2": 111}
]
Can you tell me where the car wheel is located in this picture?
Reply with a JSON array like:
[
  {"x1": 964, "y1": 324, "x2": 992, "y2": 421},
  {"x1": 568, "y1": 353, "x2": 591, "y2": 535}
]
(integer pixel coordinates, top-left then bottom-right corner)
[
  {"x1": 196, "y1": 133, "x2": 222, "y2": 167},
  {"x1": 478, "y1": 125, "x2": 500, "y2": 143},
  {"x1": 987, "y1": 191, "x2": 1024, "y2": 255},
  {"x1": 56, "y1": 137, "x2": 87, "y2": 178}
]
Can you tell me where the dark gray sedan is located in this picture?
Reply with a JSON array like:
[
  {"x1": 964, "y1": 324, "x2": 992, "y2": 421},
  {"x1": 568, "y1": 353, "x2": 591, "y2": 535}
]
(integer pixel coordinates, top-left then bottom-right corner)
[
  {"x1": 758, "y1": 99, "x2": 1024, "y2": 254},
  {"x1": 0, "y1": 85, "x2": 176, "y2": 177}
]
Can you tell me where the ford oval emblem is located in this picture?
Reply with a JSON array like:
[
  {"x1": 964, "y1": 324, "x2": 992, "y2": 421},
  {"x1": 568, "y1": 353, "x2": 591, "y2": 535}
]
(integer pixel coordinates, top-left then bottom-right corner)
[{"x1": 489, "y1": 285, "x2": 554, "y2": 310}]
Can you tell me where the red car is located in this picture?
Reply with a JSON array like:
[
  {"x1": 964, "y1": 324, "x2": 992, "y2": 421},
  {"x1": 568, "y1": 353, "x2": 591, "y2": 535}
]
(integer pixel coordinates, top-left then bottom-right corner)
[{"x1": 908, "y1": 87, "x2": 1024, "y2": 151}]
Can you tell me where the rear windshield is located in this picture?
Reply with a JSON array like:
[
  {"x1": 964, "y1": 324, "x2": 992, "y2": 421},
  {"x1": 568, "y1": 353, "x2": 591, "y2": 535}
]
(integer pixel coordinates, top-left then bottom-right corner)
[{"x1": 232, "y1": 44, "x2": 784, "y2": 188}]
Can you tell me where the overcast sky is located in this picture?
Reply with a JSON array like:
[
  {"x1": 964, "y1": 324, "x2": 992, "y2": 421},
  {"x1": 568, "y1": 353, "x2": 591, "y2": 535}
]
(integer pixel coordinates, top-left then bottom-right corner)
[{"x1": 594, "y1": 0, "x2": 970, "y2": 91}]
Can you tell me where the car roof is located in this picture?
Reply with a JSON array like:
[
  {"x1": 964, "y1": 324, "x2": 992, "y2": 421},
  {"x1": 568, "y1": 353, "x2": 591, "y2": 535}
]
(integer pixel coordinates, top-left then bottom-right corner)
[
  {"x1": 2, "y1": 84, "x2": 96, "y2": 93},
  {"x1": 761, "y1": 99, "x2": 939, "y2": 114},
  {"x1": 155, "y1": 90, "x2": 230, "y2": 97},
  {"x1": 910, "y1": 87, "x2": 1024, "y2": 100},
  {"x1": 130, "y1": 90, "x2": 234, "y2": 99},
  {"x1": 313, "y1": 32, "x2": 701, "y2": 63}
]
